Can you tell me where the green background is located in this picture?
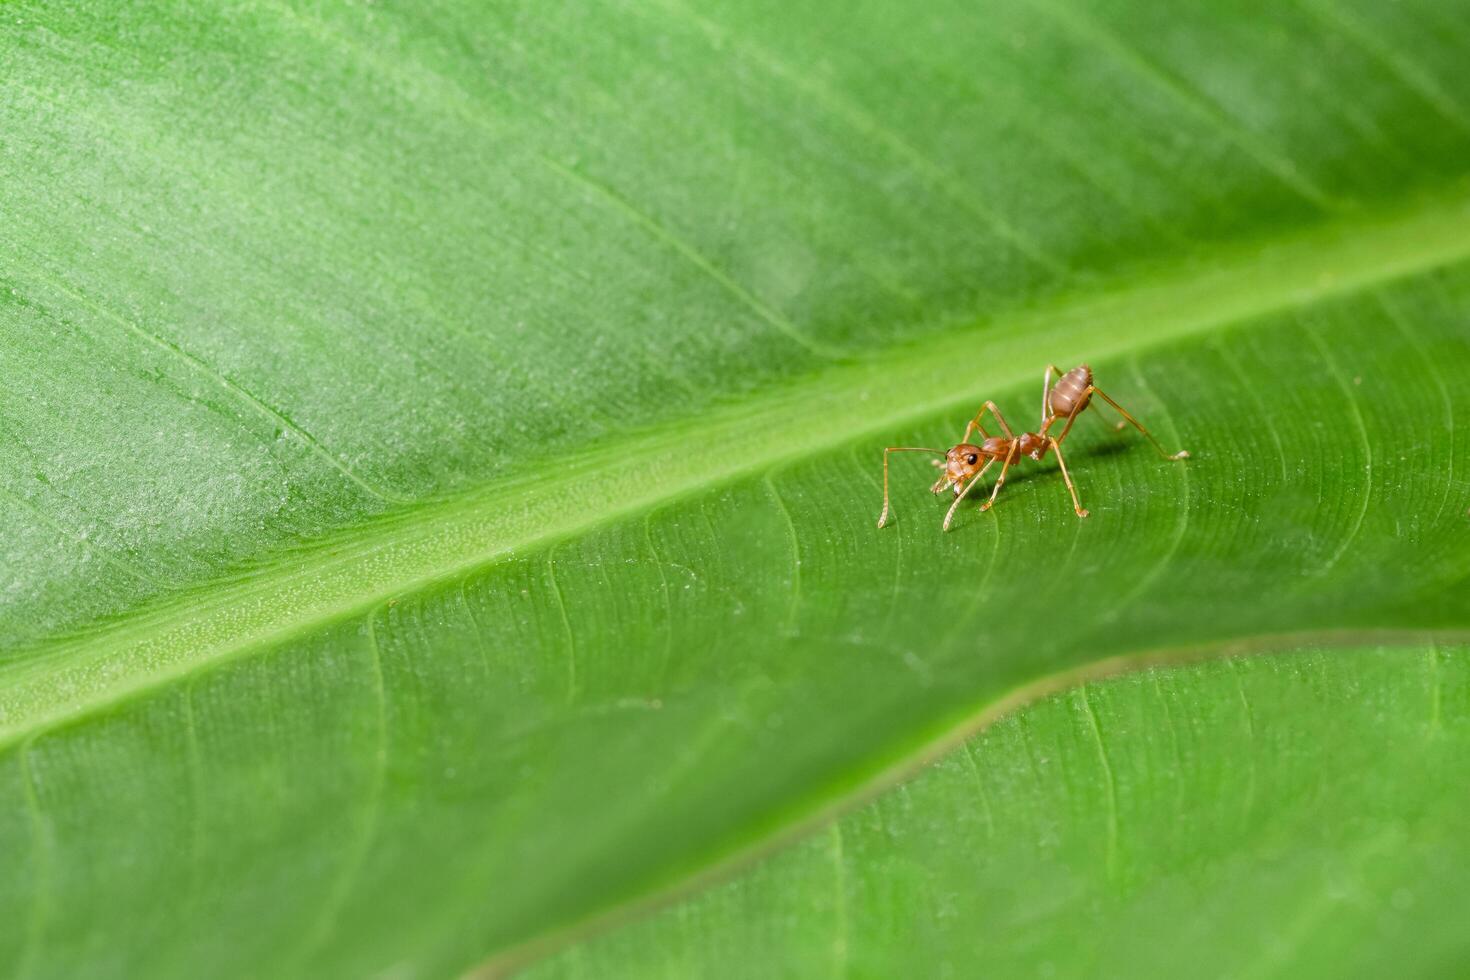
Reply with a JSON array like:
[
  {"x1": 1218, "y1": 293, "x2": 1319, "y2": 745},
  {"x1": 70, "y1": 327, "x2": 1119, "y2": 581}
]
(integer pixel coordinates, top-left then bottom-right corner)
[{"x1": 2, "y1": 0, "x2": 1468, "y2": 977}]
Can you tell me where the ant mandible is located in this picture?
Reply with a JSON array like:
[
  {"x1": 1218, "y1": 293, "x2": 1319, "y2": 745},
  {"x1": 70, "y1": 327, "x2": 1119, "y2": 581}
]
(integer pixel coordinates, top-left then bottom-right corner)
[{"x1": 877, "y1": 364, "x2": 1189, "y2": 532}]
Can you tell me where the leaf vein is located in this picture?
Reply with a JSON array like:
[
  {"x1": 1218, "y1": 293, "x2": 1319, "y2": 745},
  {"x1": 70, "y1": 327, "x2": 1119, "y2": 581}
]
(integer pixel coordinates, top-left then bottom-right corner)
[
  {"x1": 291, "y1": 611, "x2": 389, "y2": 967},
  {"x1": 1294, "y1": 0, "x2": 1470, "y2": 136},
  {"x1": 540, "y1": 155, "x2": 845, "y2": 360},
  {"x1": 1376, "y1": 290, "x2": 1456, "y2": 524},
  {"x1": 1032, "y1": 0, "x2": 1335, "y2": 210},
  {"x1": 15, "y1": 738, "x2": 51, "y2": 980},
  {"x1": 1301, "y1": 323, "x2": 1373, "y2": 579},
  {"x1": 3, "y1": 254, "x2": 408, "y2": 504},
  {"x1": 1076, "y1": 683, "x2": 1120, "y2": 883},
  {"x1": 654, "y1": 0, "x2": 1070, "y2": 278}
]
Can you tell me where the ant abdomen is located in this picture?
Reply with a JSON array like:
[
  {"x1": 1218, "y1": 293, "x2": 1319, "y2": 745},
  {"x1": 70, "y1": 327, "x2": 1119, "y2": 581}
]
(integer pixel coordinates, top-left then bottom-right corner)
[{"x1": 1047, "y1": 364, "x2": 1093, "y2": 418}]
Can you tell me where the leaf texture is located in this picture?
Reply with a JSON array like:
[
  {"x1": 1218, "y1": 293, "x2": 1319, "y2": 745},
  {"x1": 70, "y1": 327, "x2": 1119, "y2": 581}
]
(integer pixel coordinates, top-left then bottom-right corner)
[{"x1": 1, "y1": 0, "x2": 1468, "y2": 977}]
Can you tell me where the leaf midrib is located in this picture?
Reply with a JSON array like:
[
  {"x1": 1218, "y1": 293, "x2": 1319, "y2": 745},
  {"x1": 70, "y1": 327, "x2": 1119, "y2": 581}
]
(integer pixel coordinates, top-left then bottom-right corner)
[{"x1": 3, "y1": 179, "x2": 1470, "y2": 750}]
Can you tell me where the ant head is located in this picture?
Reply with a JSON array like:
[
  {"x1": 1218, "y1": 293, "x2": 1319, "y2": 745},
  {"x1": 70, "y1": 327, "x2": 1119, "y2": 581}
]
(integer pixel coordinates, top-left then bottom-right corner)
[{"x1": 938, "y1": 443, "x2": 986, "y2": 484}]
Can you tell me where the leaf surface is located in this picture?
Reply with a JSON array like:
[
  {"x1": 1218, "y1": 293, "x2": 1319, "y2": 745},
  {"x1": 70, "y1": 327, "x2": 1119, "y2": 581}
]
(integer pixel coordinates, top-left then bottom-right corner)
[
  {"x1": 529, "y1": 643, "x2": 1470, "y2": 980},
  {"x1": 1, "y1": 1, "x2": 1468, "y2": 977}
]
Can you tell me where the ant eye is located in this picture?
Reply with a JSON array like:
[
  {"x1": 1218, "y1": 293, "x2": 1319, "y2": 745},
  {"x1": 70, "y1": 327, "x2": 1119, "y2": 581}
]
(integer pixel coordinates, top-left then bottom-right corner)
[{"x1": 966, "y1": 454, "x2": 978, "y2": 465}]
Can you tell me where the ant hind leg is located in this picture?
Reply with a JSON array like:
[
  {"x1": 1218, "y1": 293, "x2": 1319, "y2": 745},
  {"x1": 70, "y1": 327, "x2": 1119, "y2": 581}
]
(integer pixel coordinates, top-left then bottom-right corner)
[
  {"x1": 1089, "y1": 387, "x2": 1189, "y2": 460},
  {"x1": 1041, "y1": 365, "x2": 1063, "y2": 430}
]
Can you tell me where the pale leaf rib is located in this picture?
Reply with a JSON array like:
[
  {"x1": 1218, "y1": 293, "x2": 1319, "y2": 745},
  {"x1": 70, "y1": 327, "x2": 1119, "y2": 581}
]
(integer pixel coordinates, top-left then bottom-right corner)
[
  {"x1": 1294, "y1": 0, "x2": 1470, "y2": 137},
  {"x1": 539, "y1": 156, "x2": 846, "y2": 361},
  {"x1": 546, "y1": 549, "x2": 579, "y2": 705},
  {"x1": 925, "y1": 60, "x2": 1191, "y2": 247},
  {"x1": 0, "y1": 481, "x2": 166, "y2": 591},
  {"x1": 1032, "y1": 0, "x2": 1337, "y2": 211},
  {"x1": 1076, "y1": 683, "x2": 1120, "y2": 883},
  {"x1": 1300, "y1": 322, "x2": 1374, "y2": 580},
  {"x1": 1376, "y1": 290, "x2": 1456, "y2": 524},
  {"x1": 1148, "y1": 670, "x2": 1188, "y2": 824},
  {"x1": 1427, "y1": 639, "x2": 1443, "y2": 739},
  {"x1": 1211, "y1": 334, "x2": 1290, "y2": 483},
  {"x1": 1096, "y1": 360, "x2": 1192, "y2": 614},
  {"x1": 642, "y1": 510, "x2": 677, "y2": 681},
  {"x1": 763, "y1": 473, "x2": 803, "y2": 637},
  {"x1": 290, "y1": 611, "x2": 390, "y2": 969},
  {"x1": 16, "y1": 739, "x2": 51, "y2": 980},
  {"x1": 656, "y1": 0, "x2": 1071, "y2": 277},
  {"x1": 181, "y1": 684, "x2": 207, "y2": 922},
  {"x1": 828, "y1": 822, "x2": 849, "y2": 980},
  {"x1": 960, "y1": 737, "x2": 997, "y2": 840},
  {"x1": 459, "y1": 579, "x2": 497, "y2": 681},
  {"x1": 5, "y1": 256, "x2": 409, "y2": 505},
  {"x1": 1226, "y1": 656, "x2": 1259, "y2": 820}
]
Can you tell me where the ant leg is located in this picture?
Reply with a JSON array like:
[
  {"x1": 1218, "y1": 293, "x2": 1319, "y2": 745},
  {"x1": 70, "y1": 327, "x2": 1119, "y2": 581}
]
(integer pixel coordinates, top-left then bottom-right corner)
[
  {"x1": 961, "y1": 400, "x2": 1015, "y2": 444},
  {"x1": 1050, "y1": 394, "x2": 1089, "y2": 448},
  {"x1": 1048, "y1": 438, "x2": 1089, "y2": 518},
  {"x1": 978, "y1": 445, "x2": 1020, "y2": 513},
  {"x1": 879, "y1": 447, "x2": 945, "y2": 528},
  {"x1": 1041, "y1": 364, "x2": 1065, "y2": 431},
  {"x1": 1089, "y1": 387, "x2": 1190, "y2": 460},
  {"x1": 942, "y1": 460, "x2": 994, "y2": 532}
]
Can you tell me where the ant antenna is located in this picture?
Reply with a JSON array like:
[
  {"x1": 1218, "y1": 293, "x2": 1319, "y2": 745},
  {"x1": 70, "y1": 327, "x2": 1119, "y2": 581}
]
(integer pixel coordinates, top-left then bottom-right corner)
[{"x1": 878, "y1": 447, "x2": 944, "y2": 528}]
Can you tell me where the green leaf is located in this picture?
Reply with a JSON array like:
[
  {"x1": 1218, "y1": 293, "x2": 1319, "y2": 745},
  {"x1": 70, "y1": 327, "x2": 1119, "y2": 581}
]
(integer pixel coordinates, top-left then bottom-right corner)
[
  {"x1": 527, "y1": 643, "x2": 1470, "y2": 980},
  {"x1": 2, "y1": 1, "x2": 1467, "y2": 978}
]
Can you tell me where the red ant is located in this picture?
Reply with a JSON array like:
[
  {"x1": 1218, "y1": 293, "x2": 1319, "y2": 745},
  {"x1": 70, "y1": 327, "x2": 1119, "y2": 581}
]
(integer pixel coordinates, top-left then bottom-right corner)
[{"x1": 878, "y1": 364, "x2": 1189, "y2": 532}]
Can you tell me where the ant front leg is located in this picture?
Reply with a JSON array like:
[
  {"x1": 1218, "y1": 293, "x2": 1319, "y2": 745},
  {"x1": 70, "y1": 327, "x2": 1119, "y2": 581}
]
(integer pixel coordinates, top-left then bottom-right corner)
[
  {"x1": 942, "y1": 460, "x2": 994, "y2": 532},
  {"x1": 1042, "y1": 364, "x2": 1063, "y2": 430},
  {"x1": 1088, "y1": 387, "x2": 1190, "y2": 460},
  {"x1": 962, "y1": 400, "x2": 1015, "y2": 444},
  {"x1": 978, "y1": 445, "x2": 1020, "y2": 513},
  {"x1": 878, "y1": 447, "x2": 945, "y2": 528}
]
